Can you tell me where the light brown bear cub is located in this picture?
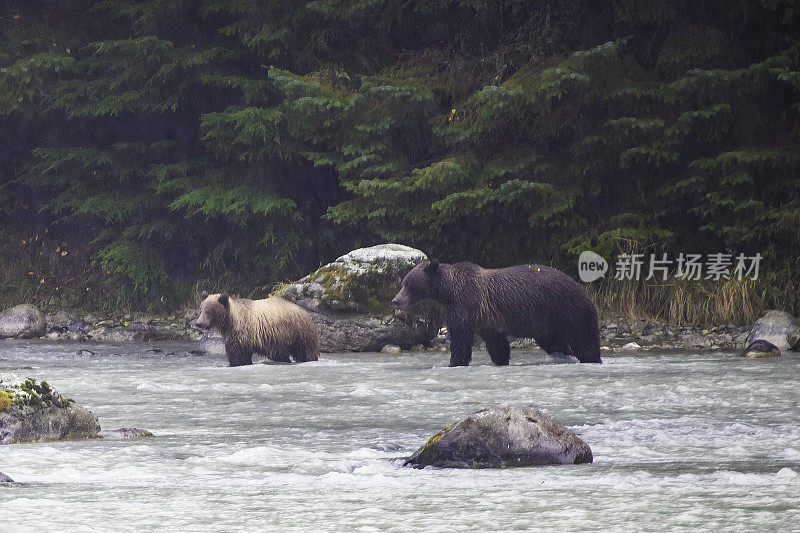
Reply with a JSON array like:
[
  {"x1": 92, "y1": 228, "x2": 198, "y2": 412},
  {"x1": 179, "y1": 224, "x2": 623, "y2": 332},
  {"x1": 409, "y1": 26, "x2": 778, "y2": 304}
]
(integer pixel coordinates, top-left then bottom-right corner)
[{"x1": 195, "y1": 291, "x2": 319, "y2": 366}]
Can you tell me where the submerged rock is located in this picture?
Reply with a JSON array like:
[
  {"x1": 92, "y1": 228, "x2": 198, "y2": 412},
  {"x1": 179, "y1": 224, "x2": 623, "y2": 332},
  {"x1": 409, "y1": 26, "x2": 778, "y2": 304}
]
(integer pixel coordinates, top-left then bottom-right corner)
[
  {"x1": 0, "y1": 304, "x2": 46, "y2": 339},
  {"x1": 405, "y1": 406, "x2": 593, "y2": 469},
  {"x1": 746, "y1": 310, "x2": 800, "y2": 351},
  {"x1": 0, "y1": 374, "x2": 100, "y2": 444},
  {"x1": 280, "y1": 244, "x2": 442, "y2": 352},
  {"x1": 101, "y1": 427, "x2": 154, "y2": 439},
  {"x1": 740, "y1": 339, "x2": 781, "y2": 358}
]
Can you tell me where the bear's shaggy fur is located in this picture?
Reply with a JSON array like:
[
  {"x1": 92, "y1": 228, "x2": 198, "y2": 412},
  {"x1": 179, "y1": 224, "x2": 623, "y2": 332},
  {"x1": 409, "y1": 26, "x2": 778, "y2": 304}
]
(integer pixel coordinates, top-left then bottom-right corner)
[
  {"x1": 392, "y1": 261, "x2": 601, "y2": 366},
  {"x1": 195, "y1": 292, "x2": 319, "y2": 366}
]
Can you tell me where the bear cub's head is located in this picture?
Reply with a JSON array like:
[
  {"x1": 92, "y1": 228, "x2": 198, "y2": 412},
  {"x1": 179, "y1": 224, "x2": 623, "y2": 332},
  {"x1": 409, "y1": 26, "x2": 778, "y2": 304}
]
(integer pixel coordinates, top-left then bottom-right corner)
[
  {"x1": 195, "y1": 291, "x2": 230, "y2": 330},
  {"x1": 391, "y1": 260, "x2": 440, "y2": 309}
]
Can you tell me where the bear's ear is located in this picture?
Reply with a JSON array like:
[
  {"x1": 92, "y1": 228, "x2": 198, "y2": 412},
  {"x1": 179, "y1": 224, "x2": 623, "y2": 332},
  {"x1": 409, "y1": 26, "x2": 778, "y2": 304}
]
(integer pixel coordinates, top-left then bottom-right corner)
[
  {"x1": 424, "y1": 259, "x2": 440, "y2": 275},
  {"x1": 218, "y1": 293, "x2": 230, "y2": 307},
  {"x1": 201, "y1": 290, "x2": 208, "y2": 300}
]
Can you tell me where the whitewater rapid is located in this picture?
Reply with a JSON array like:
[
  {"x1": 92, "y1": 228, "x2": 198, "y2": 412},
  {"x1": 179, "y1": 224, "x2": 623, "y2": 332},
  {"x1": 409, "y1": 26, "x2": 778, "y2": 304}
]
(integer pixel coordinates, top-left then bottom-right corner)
[{"x1": 1, "y1": 342, "x2": 798, "y2": 531}]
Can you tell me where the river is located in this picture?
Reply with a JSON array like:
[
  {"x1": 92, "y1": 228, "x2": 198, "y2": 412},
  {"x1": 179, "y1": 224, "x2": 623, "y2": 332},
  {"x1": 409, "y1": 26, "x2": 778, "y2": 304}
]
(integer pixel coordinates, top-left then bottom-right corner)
[{"x1": 1, "y1": 341, "x2": 798, "y2": 532}]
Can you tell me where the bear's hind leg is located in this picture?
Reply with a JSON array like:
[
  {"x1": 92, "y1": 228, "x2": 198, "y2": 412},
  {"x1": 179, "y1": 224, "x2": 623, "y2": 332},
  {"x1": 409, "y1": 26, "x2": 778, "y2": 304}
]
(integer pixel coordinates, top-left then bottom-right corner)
[
  {"x1": 226, "y1": 340, "x2": 253, "y2": 367},
  {"x1": 267, "y1": 350, "x2": 292, "y2": 363},
  {"x1": 570, "y1": 309, "x2": 602, "y2": 363},
  {"x1": 570, "y1": 334, "x2": 602, "y2": 363},
  {"x1": 482, "y1": 332, "x2": 510, "y2": 366},
  {"x1": 290, "y1": 339, "x2": 318, "y2": 363}
]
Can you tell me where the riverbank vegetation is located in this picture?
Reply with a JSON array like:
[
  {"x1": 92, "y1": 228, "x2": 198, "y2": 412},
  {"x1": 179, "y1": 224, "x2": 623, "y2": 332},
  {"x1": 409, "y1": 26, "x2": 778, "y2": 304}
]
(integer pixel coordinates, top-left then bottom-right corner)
[{"x1": 1, "y1": 1, "x2": 798, "y2": 323}]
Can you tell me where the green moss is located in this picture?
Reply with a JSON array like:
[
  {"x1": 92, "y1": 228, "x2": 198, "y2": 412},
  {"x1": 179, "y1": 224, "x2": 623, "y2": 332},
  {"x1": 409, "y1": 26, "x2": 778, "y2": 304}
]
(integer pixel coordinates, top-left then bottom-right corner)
[
  {"x1": 0, "y1": 390, "x2": 12, "y2": 412},
  {"x1": 12, "y1": 378, "x2": 71, "y2": 409},
  {"x1": 421, "y1": 430, "x2": 445, "y2": 450},
  {"x1": 417, "y1": 422, "x2": 456, "y2": 455},
  {"x1": 282, "y1": 258, "x2": 437, "y2": 318},
  {"x1": 314, "y1": 263, "x2": 404, "y2": 315},
  {"x1": 363, "y1": 295, "x2": 385, "y2": 315}
]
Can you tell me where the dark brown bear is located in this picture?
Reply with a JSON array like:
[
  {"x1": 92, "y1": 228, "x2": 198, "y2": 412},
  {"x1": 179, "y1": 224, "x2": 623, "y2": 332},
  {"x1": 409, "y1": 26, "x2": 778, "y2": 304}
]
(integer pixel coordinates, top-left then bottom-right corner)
[
  {"x1": 391, "y1": 261, "x2": 602, "y2": 366},
  {"x1": 195, "y1": 291, "x2": 319, "y2": 366}
]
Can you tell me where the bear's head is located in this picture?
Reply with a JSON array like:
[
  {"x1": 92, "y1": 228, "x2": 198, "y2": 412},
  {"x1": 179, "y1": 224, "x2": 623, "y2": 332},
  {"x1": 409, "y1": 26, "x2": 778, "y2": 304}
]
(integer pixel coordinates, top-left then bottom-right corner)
[
  {"x1": 195, "y1": 291, "x2": 230, "y2": 330},
  {"x1": 391, "y1": 260, "x2": 440, "y2": 309}
]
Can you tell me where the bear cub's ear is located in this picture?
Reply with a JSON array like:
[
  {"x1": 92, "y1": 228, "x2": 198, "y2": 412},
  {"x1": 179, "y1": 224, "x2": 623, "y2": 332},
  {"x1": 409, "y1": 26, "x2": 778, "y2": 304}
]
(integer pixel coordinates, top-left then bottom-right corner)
[
  {"x1": 219, "y1": 293, "x2": 230, "y2": 307},
  {"x1": 201, "y1": 290, "x2": 208, "y2": 300},
  {"x1": 424, "y1": 259, "x2": 440, "y2": 274}
]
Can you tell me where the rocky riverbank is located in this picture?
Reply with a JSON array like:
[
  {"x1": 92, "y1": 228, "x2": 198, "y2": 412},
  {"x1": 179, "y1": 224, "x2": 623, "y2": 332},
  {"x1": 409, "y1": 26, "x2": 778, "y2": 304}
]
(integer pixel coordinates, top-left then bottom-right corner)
[
  {"x1": 38, "y1": 310, "x2": 198, "y2": 344},
  {"x1": 3, "y1": 244, "x2": 799, "y2": 356},
  {"x1": 2, "y1": 308, "x2": 759, "y2": 353},
  {"x1": 417, "y1": 319, "x2": 751, "y2": 354}
]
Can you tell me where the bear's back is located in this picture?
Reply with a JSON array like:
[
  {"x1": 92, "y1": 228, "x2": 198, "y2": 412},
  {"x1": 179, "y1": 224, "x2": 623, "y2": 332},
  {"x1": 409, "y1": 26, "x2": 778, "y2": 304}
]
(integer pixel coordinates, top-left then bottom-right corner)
[
  {"x1": 249, "y1": 296, "x2": 314, "y2": 329},
  {"x1": 483, "y1": 264, "x2": 582, "y2": 293},
  {"x1": 476, "y1": 263, "x2": 594, "y2": 330}
]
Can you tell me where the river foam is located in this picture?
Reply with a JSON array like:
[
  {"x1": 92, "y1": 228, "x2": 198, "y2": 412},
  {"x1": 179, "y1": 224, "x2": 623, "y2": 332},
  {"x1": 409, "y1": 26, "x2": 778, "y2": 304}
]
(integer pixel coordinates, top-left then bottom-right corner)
[{"x1": 1, "y1": 341, "x2": 798, "y2": 531}]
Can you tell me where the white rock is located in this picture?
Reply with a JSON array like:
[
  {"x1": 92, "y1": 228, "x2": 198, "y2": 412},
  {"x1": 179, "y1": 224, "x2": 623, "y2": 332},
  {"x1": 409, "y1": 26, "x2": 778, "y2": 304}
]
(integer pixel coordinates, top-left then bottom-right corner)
[
  {"x1": 0, "y1": 304, "x2": 46, "y2": 339},
  {"x1": 621, "y1": 342, "x2": 642, "y2": 350},
  {"x1": 334, "y1": 244, "x2": 427, "y2": 272},
  {"x1": 746, "y1": 310, "x2": 800, "y2": 351}
]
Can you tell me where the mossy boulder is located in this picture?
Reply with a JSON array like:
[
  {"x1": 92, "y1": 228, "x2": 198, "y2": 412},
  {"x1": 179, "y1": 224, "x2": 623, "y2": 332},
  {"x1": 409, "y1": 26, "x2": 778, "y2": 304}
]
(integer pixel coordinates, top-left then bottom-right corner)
[
  {"x1": 0, "y1": 304, "x2": 46, "y2": 339},
  {"x1": 0, "y1": 374, "x2": 100, "y2": 444},
  {"x1": 405, "y1": 406, "x2": 593, "y2": 469},
  {"x1": 280, "y1": 244, "x2": 442, "y2": 352}
]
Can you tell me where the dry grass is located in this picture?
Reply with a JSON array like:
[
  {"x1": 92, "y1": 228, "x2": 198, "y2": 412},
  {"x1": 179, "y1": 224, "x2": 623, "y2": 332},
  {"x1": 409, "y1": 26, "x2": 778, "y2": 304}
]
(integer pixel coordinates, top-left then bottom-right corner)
[{"x1": 589, "y1": 276, "x2": 798, "y2": 326}]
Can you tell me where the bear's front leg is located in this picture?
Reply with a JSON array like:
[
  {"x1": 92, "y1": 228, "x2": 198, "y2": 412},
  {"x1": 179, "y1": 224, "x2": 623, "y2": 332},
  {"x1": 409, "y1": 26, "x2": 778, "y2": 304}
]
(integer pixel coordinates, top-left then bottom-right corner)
[
  {"x1": 225, "y1": 339, "x2": 253, "y2": 367},
  {"x1": 447, "y1": 314, "x2": 475, "y2": 367}
]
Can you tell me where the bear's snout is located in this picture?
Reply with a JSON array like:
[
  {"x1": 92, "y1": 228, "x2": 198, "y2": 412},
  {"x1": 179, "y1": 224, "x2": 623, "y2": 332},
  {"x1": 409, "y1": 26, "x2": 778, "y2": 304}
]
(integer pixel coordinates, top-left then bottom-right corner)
[
  {"x1": 391, "y1": 290, "x2": 410, "y2": 309},
  {"x1": 194, "y1": 318, "x2": 211, "y2": 330}
]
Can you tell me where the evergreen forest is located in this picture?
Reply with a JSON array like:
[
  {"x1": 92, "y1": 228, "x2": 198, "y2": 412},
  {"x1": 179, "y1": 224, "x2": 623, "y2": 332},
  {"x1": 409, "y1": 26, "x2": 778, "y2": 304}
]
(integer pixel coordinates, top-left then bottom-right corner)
[{"x1": 1, "y1": 0, "x2": 799, "y2": 323}]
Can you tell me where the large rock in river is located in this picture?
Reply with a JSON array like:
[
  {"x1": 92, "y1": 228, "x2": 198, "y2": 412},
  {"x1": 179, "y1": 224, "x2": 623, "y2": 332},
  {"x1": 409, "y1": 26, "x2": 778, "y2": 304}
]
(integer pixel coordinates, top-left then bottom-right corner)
[
  {"x1": 100, "y1": 427, "x2": 154, "y2": 439},
  {"x1": 280, "y1": 244, "x2": 442, "y2": 352},
  {"x1": 0, "y1": 471, "x2": 12, "y2": 483},
  {"x1": 0, "y1": 374, "x2": 100, "y2": 444},
  {"x1": 0, "y1": 304, "x2": 46, "y2": 339},
  {"x1": 746, "y1": 310, "x2": 800, "y2": 351},
  {"x1": 405, "y1": 406, "x2": 593, "y2": 469}
]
